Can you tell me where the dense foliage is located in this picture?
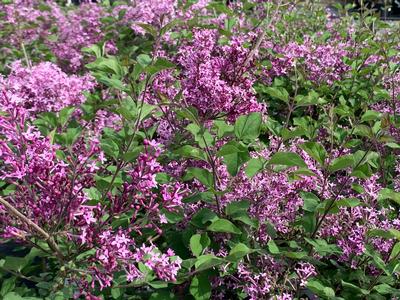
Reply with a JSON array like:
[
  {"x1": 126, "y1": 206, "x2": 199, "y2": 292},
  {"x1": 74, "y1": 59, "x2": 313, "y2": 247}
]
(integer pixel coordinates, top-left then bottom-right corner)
[{"x1": 0, "y1": 1, "x2": 400, "y2": 299}]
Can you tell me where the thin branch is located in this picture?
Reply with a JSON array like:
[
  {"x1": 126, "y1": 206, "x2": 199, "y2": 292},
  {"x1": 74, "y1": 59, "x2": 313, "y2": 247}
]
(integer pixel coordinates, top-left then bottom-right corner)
[
  {"x1": 0, "y1": 197, "x2": 64, "y2": 261},
  {"x1": 242, "y1": 30, "x2": 266, "y2": 68},
  {"x1": 20, "y1": 42, "x2": 32, "y2": 69}
]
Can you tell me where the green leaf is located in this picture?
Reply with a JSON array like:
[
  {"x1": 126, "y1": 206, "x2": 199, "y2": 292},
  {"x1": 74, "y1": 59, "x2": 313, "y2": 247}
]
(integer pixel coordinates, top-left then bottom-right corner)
[
  {"x1": 354, "y1": 124, "x2": 373, "y2": 138},
  {"x1": 217, "y1": 141, "x2": 250, "y2": 176},
  {"x1": 86, "y1": 57, "x2": 116, "y2": 75},
  {"x1": 386, "y1": 142, "x2": 400, "y2": 149},
  {"x1": 48, "y1": 128, "x2": 56, "y2": 144},
  {"x1": 82, "y1": 44, "x2": 102, "y2": 58},
  {"x1": 290, "y1": 168, "x2": 317, "y2": 177},
  {"x1": 75, "y1": 249, "x2": 96, "y2": 261},
  {"x1": 137, "y1": 54, "x2": 152, "y2": 67},
  {"x1": 207, "y1": 2, "x2": 234, "y2": 15},
  {"x1": 194, "y1": 255, "x2": 224, "y2": 272},
  {"x1": 1, "y1": 278, "x2": 15, "y2": 297},
  {"x1": 299, "y1": 142, "x2": 327, "y2": 166},
  {"x1": 36, "y1": 281, "x2": 53, "y2": 290},
  {"x1": 265, "y1": 117, "x2": 282, "y2": 136},
  {"x1": 300, "y1": 212, "x2": 316, "y2": 233},
  {"x1": 138, "y1": 103, "x2": 156, "y2": 121},
  {"x1": 3, "y1": 292, "x2": 24, "y2": 300},
  {"x1": 304, "y1": 238, "x2": 342, "y2": 256},
  {"x1": 185, "y1": 168, "x2": 214, "y2": 188},
  {"x1": 300, "y1": 192, "x2": 320, "y2": 212},
  {"x1": 295, "y1": 90, "x2": 324, "y2": 106},
  {"x1": 378, "y1": 188, "x2": 400, "y2": 205},
  {"x1": 364, "y1": 247, "x2": 391, "y2": 276},
  {"x1": 84, "y1": 187, "x2": 102, "y2": 202},
  {"x1": 225, "y1": 200, "x2": 250, "y2": 216},
  {"x1": 101, "y1": 138, "x2": 120, "y2": 159},
  {"x1": 95, "y1": 174, "x2": 123, "y2": 189},
  {"x1": 155, "y1": 172, "x2": 171, "y2": 184},
  {"x1": 190, "y1": 233, "x2": 210, "y2": 257},
  {"x1": 190, "y1": 274, "x2": 211, "y2": 300},
  {"x1": 94, "y1": 56, "x2": 124, "y2": 76},
  {"x1": 234, "y1": 112, "x2": 262, "y2": 142},
  {"x1": 361, "y1": 110, "x2": 381, "y2": 122},
  {"x1": 177, "y1": 107, "x2": 199, "y2": 123},
  {"x1": 267, "y1": 152, "x2": 307, "y2": 168},
  {"x1": 97, "y1": 76, "x2": 126, "y2": 91},
  {"x1": 335, "y1": 197, "x2": 361, "y2": 208},
  {"x1": 282, "y1": 127, "x2": 307, "y2": 140},
  {"x1": 182, "y1": 258, "x2": 197, "y2": 270},
  {"x1": 149, "y1": 291, "x2": 177, "y2": 300},
  {"x1": 328, "y1": 154, "x2": 354, "y2": 173},
  {"x1": 341, "y1": 281, "x2": 369, "y2": 296},
  {"x1": 231, "y1": 214, "x2": 258, "y2": 228},
  {"x1": 373, "y1": 284, "x2": 400, "y2": 296},
  {"x1": 214, "y1": 120, "x2": 234, "y2": 138},
  {"x1": 263, "y1": 86, "x2": 289, "y2": 103},
  {"x1": 175, "y1": 145, "x2": 208, "y2": 162},
  {"x1": 307, "y1": 280, "x2": 336, "y2": 298},
  {"x1": 58, "y1": 107, "x2": 76, "y2": 127},
  {"x1": 283, "y1": 251, "x2": 308, "y2": 259},
  {"x1": 146, "y1": 58, "x2": 176, "y2": 75},
  {"x1": 62, "y1": 127, "x2": 82, "y2": 146},
  {"x1": 224, "y1": 17, "x2": 237, "y2": 31},
  {"x1": 136, "y1": 23, "x2": 157, "y2": 37},
  {"x1": 390, "y1": 242, "x2": 400, "y2": 260},
  {"x1": 186, "y1": 123, "x2": 214, "y2": 149},
  {"x1": 162, "y1": 209, "x2": 184, "y2": 224},
  {"x1": 111, "y1": 288, "x2": 121, "y2": 299},
  {"x1": 226, "y1": 243, "x2": 252, "y2": 262},
  {"x1": 148, "y1": 281, "x2": 168, "y2": 289},
  {"x1": 190, "y1": 208, "x2": 219, "y2": 228},
  {"x1": 368, "y1": 228, "x2": 400, "y2": 240},
  {"x1": 117, "y1": 97, "x2": 137, "y2": 120},
  {"x1": 267, "y1": 240, "x2": 280, "y2": 254},
  {"x1": 36, "y1": 112, "x2": 57, "y2": 128},
  {"x1": 207, "y1": 219, "x2": 241, "y2": 234},
  {"x1": 160, "y1": 19, "x2": 181, "y2": 35},
  {"x1": 123, "y1": 146, "x2": 144, "y2": 162},
  {"x1": 245, "y1": 158, "x2": 265, "y2": 178},
  {"x1": 368, "y1": 229, "x2": 394, "y2": 239},
  {"x1": 184, "y1": 192, "x2": 215, "y2": 204},
  {"x1": 3, "y1": 256, "x2": 27, "y2": 272}
]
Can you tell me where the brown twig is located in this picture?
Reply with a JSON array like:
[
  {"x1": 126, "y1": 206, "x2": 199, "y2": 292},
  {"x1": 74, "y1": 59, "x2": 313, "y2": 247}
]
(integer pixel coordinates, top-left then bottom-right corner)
[{"x1": 0, "y1": 197, "x2": 64, "y2": 261}]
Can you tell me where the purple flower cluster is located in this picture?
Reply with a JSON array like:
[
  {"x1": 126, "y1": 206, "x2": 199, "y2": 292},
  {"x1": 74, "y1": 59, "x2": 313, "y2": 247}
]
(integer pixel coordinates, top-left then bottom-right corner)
[
  {"x1": 0, "y1": 105, "x2": 91, "y2": 230},
  {"x1": 48, "y1": 3, "x2": 109, "y2": 72},
  {"x1": 264, "y1": 37, "x2": 351, "y2": 85},
  {"x1": 91, "y1": 231, "x2": 181, "y2": 289},
  {"x1": 0, "y1": 61, "x2": 95, "y2": 114},
  {"x1": 113, "y1": 0, "x2": 177, "y2": 34},
  {"x1": 178, "y1": 29, "x2": 263, "y2": 120},
  {"x1": 0, "y1": 0, "x2": 52, "y2": 46}
]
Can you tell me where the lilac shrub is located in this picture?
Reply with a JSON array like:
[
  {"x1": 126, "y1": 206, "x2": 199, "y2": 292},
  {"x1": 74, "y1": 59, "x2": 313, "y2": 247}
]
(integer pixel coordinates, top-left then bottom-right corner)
[{"x1": 0, "y1": 1, "x2": 400, "y2": 300}]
